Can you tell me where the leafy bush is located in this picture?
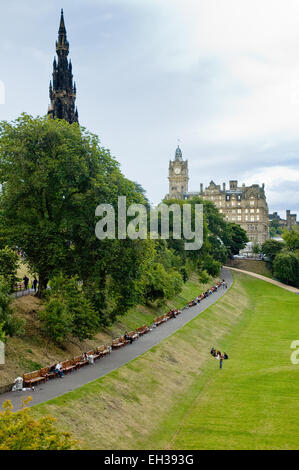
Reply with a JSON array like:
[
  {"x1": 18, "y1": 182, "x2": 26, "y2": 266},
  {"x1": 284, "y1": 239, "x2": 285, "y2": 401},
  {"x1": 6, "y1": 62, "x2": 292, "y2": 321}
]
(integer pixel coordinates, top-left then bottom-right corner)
[
  {"x1": 0, "y1": 398, "x2": 76, "y2": 450},
  {"x1": 39, "y1": 273, "x2": 100, "y2": 345},
  {"x1": 198, "y1": 269, "x2": 210, "y2": 284},
  {"x1": 144, "y1": 263, "x2": 183, "y2": 303},
  {"x1": 0, "y1": 246, "x2": 19, "y2": 292},
  {"x1": 283, "y1": 229, "x2": 299, "y2": 252},
  {"x1": 0, "y1": 277, "x2": 25, "y2": 339},
  {"x1": 198, "y1": 255, "x2": 221, "y2": 278},
  {"x1": 261, "y1": 239, "x2": 284, "y2": 262},
  {"x1": 273, "y1": 252, "x2": 299, "y2": 287}
]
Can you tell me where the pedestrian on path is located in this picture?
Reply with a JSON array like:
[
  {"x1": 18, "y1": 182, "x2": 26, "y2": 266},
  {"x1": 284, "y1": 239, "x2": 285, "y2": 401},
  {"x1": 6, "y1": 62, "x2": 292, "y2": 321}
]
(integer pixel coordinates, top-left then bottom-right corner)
[
  {"x1": 33, "y1": 277, "x2": 38, "y2": 292},
  {"x1": 23, "y1": 276, "x2": 29, "y2": 290}
]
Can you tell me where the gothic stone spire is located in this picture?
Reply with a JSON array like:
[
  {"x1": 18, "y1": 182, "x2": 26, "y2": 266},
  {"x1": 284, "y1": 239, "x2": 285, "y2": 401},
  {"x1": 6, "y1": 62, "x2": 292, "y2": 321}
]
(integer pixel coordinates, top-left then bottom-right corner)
[{"x1": 48, "y1": 9, "x2": 79, "y2": 124}]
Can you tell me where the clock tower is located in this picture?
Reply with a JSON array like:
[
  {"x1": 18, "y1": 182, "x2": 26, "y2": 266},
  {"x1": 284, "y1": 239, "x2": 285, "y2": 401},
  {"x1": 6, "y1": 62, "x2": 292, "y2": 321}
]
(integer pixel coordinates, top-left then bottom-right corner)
[{"x1": 166, "y1": 146, "x2": 189, "y2": 200}]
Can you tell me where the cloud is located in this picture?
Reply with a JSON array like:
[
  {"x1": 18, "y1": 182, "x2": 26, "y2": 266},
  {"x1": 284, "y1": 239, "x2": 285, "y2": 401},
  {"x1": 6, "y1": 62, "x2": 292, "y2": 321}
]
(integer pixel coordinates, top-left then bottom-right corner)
[{"x1": 0, "y1": 0, "x2": 298, "y2": 216}]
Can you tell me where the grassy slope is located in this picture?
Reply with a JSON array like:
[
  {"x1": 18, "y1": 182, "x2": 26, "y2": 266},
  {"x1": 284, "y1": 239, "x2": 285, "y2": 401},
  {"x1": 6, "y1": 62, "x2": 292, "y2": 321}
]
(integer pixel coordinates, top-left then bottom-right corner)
[
  {"x1": 1, "y1": 274, "x2": 213, "y2": 387},
  {"x1": 31, "y1": 272, "x2": 299, "y2": 450}
]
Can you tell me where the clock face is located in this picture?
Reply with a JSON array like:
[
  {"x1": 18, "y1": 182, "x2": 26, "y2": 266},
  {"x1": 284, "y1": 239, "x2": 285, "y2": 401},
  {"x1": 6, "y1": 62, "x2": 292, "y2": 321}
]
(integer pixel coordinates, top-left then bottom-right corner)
[{"x1": 174, "y1": 167, "x2": 181, "y2": 175}]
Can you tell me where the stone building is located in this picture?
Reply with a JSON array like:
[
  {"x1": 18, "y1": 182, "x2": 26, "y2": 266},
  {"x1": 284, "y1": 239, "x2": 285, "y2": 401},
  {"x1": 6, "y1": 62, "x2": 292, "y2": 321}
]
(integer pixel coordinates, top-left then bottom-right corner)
[
  {"x1": 269, "y1": 210, "x2": 298, "y2": 231},
  {"x1": 165, "y1": 146, "x2": 269, "y2": 244},
  {"x1": 48, "y1": 9, "x2": 79, "y2": 124}
]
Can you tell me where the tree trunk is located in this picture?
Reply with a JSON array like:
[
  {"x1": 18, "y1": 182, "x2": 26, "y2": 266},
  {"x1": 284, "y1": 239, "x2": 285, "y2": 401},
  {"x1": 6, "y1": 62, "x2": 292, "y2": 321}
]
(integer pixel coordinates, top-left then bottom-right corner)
[{"x1": 36, "y1": 274, "x2": 48, "y2": 299}]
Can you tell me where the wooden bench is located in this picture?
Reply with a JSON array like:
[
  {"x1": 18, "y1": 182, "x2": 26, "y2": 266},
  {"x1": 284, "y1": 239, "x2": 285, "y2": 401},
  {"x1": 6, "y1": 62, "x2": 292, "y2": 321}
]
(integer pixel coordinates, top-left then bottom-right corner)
[
  {"x1": 40, "y1": 366, "x2": 56, "y2": 381},
  {"x1": 61, "y1": 360, "x2": 77, "y2": 374},
  {"x1": 127, "y1": 331, "x2": 139, "y2": 341},
  {"x1": 73, "y1": 355, "x2": 89, "y2": 369},
  {"x1": 96, "y1": 345, "x2": 111, "y2": 357},
  {"x1": 136, "y1": 325, "x2": 150, "y2": 335},
  {"x1": 167, "y1": 310, "x2": 176, "y2": 319},
  {"x1": 23, "y1": 371, "x2": 46, "y2": 388},
  {"x1": 112, "y1": 338, "x2": 125, "y2": 349},
  {"x1": 86, "y1": 349, "x2": 101, "y2": 361},
  {"x1": 154, "y1": 316, "x2": 165, "y2": 326}
]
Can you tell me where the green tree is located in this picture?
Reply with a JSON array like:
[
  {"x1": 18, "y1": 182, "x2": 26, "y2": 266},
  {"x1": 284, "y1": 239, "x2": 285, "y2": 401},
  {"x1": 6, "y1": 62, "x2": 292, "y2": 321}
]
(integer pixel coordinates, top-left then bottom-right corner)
[
  {"x1": 282, "y1": 229, "x2": 299, "y2": 252},
  {"x1": 0, "y1": 115, "x2": 154, "y2": 317},
  {"x1": 0, "y1": 247, "x2": 19, "y2": 292},
  {"x1": 0, "y1": 277, "x2": 25, "y2": 339},
  {"x1": 39, "y1": 273, "x2": 100, "y2": 344},
  {"x1": 252, "y1": 242, "x2": 260, "y2": 255},
  {"x1": 0, "y1": 398, "x2": 76, "y2": 450},
  {"x1": 261, "y1": 239, "x2": 284, "y2": 262},
  {"x1": 273, "y1": 252, "x2": 299, "y2": 287},
  {"x1": 144, "y1": 262, "x2": 183, "y2": 304},
  {"x1": 222, "y1": 223, "x2": 248, "y2": 256}
]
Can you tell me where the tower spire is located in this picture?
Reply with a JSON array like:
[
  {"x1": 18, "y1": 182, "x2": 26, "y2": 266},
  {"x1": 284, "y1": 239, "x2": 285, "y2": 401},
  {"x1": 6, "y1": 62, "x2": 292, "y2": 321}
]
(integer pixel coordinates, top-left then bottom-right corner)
[{"x1": 48, "y1": 9, "x2": 78, "y2": 124}]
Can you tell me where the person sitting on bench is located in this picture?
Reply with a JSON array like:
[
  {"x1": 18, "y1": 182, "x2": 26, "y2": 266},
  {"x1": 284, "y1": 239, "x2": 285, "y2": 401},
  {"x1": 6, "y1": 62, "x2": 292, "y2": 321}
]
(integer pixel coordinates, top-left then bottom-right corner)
[
  {"x1": 54, "y1": 362, "x2": 64, "y2": 378},
  {"x1": 124, "y1": 332, "x2": 134, "y2": 344},
  {"x1": 170, "y1": 309, "x2": 176, "y2": 319}
]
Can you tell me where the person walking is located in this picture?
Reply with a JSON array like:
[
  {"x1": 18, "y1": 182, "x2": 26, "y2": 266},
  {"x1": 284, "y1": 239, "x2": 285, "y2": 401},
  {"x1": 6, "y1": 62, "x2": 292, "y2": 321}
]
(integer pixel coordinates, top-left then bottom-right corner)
[
  {"x1": 23, "y1": 276, "x2": 29, "y2": 290},
  {"x1": 33, "y1": 277, "x2": 38, "y2": 292},
  {"x1": 219, "y1": 354, "x2": 224, "y2": 370}
]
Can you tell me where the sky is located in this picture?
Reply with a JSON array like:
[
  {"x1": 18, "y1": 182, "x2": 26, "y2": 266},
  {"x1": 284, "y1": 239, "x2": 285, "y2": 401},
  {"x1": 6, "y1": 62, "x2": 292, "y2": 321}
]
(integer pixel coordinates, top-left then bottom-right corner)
[{"x1": 0, "y1": 0, "x2": 298, "y2": 217}]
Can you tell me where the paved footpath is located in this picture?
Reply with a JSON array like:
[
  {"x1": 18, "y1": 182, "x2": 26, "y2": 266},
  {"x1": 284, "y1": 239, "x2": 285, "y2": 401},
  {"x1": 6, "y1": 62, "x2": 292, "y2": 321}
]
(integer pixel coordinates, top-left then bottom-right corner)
[
  {"x1": 224, "y1": 266, "x2": 299, "y2": 294},
  {"x1": 1, "y1": 268, "x2": 233, "y2": 411}
]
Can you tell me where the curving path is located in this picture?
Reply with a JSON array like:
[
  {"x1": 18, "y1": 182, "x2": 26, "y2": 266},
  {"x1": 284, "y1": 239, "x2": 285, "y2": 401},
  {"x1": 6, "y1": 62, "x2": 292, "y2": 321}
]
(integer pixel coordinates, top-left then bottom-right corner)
[
  {"x1": 224, "y1": 266, "x2": 299, "y2": 294},
  {"x1": 1, "y1": 268, "x2": 233, "y2": 411}
]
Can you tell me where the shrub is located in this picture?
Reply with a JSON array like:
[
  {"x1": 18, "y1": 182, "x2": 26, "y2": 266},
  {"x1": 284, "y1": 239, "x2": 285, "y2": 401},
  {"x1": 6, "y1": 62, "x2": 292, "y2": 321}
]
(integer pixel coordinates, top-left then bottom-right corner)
[
  {"x1": 0, "y1": 398, "x2": 76, "y2": 450},
  {"x1": 39, "y1": 274, "x2": 100, "y2": 345},
  {"x1": 273, "y1": 252, "x2": 299, "y2": 287},
  {"x1": 198, "y1": 269, "x2": 210, "y2": 284},
  {"x1": 0, "y1": 277, "x2": 25, "y2": 339},
  {"x1": 0, "y1": 247, "x2": 19, "y2": 292}
]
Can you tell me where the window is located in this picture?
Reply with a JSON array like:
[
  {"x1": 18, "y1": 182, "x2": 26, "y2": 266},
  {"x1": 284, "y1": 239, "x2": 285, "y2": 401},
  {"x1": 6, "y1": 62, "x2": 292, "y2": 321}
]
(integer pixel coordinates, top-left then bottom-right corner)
[
  {"x1": 250, "y1": 200, "x2": 254, "y2": 206},
  {"x1": 238, "y1": 216, "x2": 241, "y2": 221},
  {"x1": 256, "y1": 208, "x2": 259, "y2": 213},
  {"x1": 238, "y1": 209, "x2": 241, "y2": 213},
  {"x1": 251, "y1": 216, "x2": 254, "y2": 221},
  {"x1": 250, "y1": 208, "x2": 254, "y2": 213}
]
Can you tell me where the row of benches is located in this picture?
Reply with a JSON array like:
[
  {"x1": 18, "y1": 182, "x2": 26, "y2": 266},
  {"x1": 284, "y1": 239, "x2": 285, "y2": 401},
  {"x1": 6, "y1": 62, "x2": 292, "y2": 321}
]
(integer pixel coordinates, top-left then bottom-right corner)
[
  {"x1": 21, "y1": 283, "x2": 223, "y2": 389},
  {"x1": 22, "y1": 345, "x2": 111, "y2": 388},
  {"x1": 22, "y1": 325, "x2": 153, "y2": 388}
]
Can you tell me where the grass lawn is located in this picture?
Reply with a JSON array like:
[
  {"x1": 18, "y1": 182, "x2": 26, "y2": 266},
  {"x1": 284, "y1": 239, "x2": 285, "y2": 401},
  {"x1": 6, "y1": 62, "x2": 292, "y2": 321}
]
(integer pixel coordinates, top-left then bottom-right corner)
[{"x1": 31, "y1": 272, "x2": 299, "y2": 450}]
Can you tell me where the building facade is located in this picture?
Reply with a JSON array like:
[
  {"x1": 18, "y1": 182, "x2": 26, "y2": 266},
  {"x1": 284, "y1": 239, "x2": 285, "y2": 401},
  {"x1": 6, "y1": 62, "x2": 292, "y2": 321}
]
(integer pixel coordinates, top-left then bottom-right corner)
[
  {"x1": 48, "y1": 9, "x2": 79, "y2": 124},
  {"x1": 165, "y1": 146, "x2": 269, "y2": 245},
  {"x1": 269, "y1": 210, "x2": 298, "y2": 231}
]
